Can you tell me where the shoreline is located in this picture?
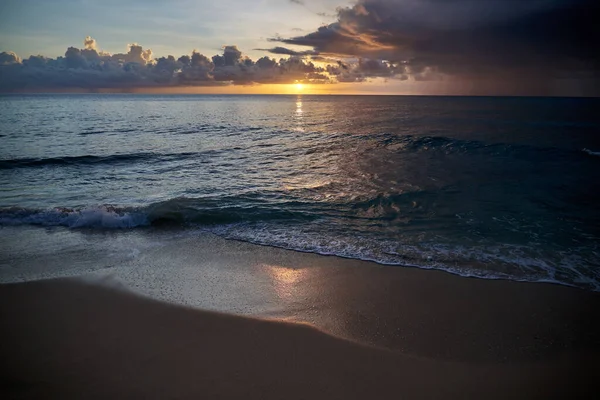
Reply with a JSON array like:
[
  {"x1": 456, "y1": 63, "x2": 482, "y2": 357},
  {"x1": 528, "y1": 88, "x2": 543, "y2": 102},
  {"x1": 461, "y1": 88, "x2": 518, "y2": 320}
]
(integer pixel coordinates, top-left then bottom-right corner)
[
  {"x1": 1, "y1": 225, "x2": 596, "y2": 293},
  {"x1": 1, "y1": 227, "x2": 599, "y2": 362},
  {"x1": 222, "y1": 235, "x2": 591, "y2": 293}
]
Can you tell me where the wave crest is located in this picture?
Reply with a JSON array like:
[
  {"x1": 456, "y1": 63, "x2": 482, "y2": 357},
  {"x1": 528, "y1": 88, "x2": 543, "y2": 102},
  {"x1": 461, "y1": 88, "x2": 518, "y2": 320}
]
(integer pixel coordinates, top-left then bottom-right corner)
[
  {"x1": 583, "y1": 148, "x2": 600, "y2": 157},
  {"x1": 0, "y1": 206, "x2": 149, "y2": 229},
  {"x1": 0, "y1": 196, "x2": 313, "y2": 229},
  {"x1": 0, "y1": 151, "x2": 215, "y2": 170}
]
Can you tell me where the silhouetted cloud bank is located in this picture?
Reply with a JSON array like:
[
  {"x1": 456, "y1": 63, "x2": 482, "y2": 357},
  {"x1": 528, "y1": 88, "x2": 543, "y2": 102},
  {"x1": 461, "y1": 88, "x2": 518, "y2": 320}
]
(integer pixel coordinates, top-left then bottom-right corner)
[{"x1": 0, "y1": 37, "x2": 332, "y2": 91}]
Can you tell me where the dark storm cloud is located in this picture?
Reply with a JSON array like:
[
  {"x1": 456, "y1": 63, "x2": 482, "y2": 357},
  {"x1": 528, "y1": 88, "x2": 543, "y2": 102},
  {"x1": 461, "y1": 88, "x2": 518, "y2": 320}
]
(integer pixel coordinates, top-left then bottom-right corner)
[
  {"x1": 0, "y1": 37, "x2": 331, "y2": 91},
  {"x1": 272, "y1": 0, "x2": 600, "y2": 94},
  {"x1": 326, "y1": 58, "x2": 409, "y2": 82}
]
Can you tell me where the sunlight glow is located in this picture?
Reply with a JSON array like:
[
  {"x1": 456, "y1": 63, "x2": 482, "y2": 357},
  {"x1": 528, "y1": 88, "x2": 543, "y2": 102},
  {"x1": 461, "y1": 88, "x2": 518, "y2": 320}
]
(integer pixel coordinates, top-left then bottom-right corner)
[
  {"x1": 264, "y1": 264, "x2": 309, "y2": 300},
  {"x1": 295, "y1": 83, "x2": 304, "y2": 91}
]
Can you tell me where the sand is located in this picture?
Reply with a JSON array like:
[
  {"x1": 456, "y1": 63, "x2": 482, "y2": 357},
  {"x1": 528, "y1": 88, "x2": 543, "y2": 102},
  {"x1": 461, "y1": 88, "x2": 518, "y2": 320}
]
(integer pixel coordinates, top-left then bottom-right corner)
[
  {"x1": 1, "y1": 229, "x2": 599, "y2": 398},
  {"x1": 1, "y1": 278, "x2": 598, "y2": 399}
]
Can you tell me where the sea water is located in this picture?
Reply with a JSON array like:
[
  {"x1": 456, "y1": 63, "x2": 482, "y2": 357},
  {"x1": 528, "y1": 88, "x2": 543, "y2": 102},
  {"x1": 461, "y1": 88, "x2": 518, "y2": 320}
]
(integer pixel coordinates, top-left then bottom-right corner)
[{"x1": 1, "y1": 94, "x2": 599, "y2": 290}]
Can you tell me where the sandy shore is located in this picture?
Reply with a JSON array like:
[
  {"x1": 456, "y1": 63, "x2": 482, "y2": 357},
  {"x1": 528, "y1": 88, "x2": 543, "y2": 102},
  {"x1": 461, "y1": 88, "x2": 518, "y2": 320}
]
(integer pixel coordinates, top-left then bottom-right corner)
[
  {"x1": 1, "y1": 228, "x2": 599, "y2": 398},
  {"x1": 0, "y1": 277, "x2": 598, "y2": 399}
]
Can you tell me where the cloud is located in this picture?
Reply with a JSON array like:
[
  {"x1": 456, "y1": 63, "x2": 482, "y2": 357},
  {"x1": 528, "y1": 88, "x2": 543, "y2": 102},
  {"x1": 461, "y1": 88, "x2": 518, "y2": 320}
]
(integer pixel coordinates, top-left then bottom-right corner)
[
  {"x1": 325, "y1": 58, "x2": 409, "y2": 82},
  {"x1": 0, "y1": 51, "x2": 21, "y2": 65},
  {"x1": 271, "y1": 0, "x2": 600, "y2": 94},
  {"x1": 0, "y1": 37, "x2": 333, "y2": 91},
  {"x1": 83, "y1": 36, "x2": 97, "y2": 51},
  {"x1": 255, "y1": 47, "x2": 318, "y2": 57},
  {"x1": 1, "y1": 1, "x2": 597, "y2": 95}
]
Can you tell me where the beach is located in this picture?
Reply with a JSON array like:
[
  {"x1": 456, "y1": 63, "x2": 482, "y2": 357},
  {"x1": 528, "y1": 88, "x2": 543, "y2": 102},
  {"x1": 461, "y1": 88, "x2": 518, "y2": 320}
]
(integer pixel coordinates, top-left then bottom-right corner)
[
  {"x1": 1, "y1": 228, "x2": 599, "y2": 399},
  {"x1": 0, "y1": 0, "x2": 600, "y2": 400},
  {"x1": 1, "y1": 94, "x2": 599, "y2": 398},
  {"x1": 1, "y1": 2, "x2": 599, "y2": 397}
]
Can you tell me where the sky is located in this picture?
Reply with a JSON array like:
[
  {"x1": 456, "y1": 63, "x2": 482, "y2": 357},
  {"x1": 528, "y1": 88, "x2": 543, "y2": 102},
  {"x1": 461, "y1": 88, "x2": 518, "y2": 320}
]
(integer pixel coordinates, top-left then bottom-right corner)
[{"x1": 0, "y1": 0, "x2": 598, "y2": 96}]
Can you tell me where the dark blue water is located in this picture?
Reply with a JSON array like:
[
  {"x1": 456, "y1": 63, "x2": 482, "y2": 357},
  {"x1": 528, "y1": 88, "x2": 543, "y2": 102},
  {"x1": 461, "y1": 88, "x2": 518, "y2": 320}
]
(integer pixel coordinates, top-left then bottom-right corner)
[{"x1": 1, "y1": 94, "x2": 599, "y2": 289}]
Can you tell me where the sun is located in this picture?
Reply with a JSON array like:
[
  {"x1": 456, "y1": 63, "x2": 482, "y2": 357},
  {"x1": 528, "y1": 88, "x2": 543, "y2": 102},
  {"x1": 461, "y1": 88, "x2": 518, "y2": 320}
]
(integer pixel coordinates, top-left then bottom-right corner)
[{"x1": 295, "y1": 83, "x2": 304, "y2": 91}]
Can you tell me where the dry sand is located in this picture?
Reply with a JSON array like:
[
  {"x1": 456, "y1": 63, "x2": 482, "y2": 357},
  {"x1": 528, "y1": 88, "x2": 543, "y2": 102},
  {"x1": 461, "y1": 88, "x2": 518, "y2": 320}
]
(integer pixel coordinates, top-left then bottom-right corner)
[{"x1": 1, "y1": 277, "x2": 598, "y2": 399}]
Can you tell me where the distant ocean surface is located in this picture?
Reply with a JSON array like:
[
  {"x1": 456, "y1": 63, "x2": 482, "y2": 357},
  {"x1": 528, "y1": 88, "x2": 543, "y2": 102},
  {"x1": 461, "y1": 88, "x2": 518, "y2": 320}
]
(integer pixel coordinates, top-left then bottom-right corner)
[{"x1": 1, "y1": 94, "x2": 599, "y2": 290}]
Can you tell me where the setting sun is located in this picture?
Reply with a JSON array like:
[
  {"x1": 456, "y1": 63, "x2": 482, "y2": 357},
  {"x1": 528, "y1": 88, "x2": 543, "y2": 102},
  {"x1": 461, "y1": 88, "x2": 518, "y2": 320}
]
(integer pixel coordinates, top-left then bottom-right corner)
[{"x1": 295, "y1": 83, "x2": 304, "y2": 91}]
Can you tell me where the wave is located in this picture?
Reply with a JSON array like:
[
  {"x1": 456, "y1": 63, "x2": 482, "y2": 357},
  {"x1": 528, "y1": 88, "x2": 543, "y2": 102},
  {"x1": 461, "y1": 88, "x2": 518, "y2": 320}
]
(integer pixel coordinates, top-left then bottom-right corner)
[
  {"x1": 583, "y1": 148, "x2": 600, "y2": 157},
  {"x1": 79, "y1": 130, "x2": 107, "y2": 136},
  {"x1": 2, "y1": 135, "x2": 592, "y2": 171},
  {"x1": 0, "y1": 206, "x2": 150, "y2": 229},
  {"x1": 0, "y1": 197, "x2": 313, "y2": 229},
  {"x1": 378, "y1": 134, "x2": 587, "y2": 160},
  {"x1": 2, "y1": 197, "x2": 598, "y2": 291},
  {"x1": 0, "y1": 151, "x2": 217, "y2": 170},
  {"x1": 212, "y1": 224, "x2": 599, "y2": 290}
]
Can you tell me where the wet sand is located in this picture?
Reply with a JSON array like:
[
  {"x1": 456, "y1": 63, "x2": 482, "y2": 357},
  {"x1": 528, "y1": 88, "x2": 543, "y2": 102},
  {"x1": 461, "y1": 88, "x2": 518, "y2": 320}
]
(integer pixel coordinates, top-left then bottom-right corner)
[{"x1": 1, "y1": 229, "x2": 599, "y2": 398}]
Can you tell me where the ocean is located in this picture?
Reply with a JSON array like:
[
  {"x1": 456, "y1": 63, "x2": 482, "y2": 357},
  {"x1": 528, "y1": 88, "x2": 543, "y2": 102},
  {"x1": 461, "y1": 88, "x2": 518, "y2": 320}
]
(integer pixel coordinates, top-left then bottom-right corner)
[{"x1": 1, "y1": 94, "x2": 599, "y2": 290}]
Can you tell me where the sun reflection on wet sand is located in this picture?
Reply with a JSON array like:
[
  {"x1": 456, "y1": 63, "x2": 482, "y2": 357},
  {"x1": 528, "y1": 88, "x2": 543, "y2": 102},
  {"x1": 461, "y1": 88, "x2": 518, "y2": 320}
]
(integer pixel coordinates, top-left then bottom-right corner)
[
  {"x1": 261, "y1": 261, "x2": 354, "y2": 341},
  {"x1": 263, "y1": 264, "x2": 309, "y2": 301}
]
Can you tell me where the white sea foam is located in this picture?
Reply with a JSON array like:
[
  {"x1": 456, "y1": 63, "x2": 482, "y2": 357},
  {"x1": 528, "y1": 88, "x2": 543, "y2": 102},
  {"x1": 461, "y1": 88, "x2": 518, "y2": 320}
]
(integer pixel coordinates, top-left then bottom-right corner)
[
  {"x1": 207, "y1": 223, "x2": 600, "y2": 291},
  {"x1": 583, "y1": 148, "x2": 600, "y2": 157}
]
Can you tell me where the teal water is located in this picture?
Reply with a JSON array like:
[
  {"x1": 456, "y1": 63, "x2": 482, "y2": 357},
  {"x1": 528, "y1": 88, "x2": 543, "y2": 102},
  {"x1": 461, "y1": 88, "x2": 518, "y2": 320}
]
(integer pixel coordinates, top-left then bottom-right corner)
[{"x1": 1, "y1": 94, "x2": 599, "y2": 289}]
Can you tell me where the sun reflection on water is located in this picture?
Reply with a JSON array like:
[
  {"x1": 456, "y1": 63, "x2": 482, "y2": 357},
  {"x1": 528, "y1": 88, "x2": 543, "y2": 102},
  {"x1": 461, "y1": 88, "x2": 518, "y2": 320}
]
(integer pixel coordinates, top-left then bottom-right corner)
[{"x1": 294, "y1": 96, "x2": 305, "y2": 132}]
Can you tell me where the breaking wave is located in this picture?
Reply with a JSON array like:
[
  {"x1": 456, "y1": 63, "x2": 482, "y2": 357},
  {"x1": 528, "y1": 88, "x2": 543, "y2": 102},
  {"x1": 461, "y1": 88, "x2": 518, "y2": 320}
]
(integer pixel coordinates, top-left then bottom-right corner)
[
  {"x1": 583, "y1": 148, "x2": 600, "y2": 157},
  {"x1": 0, "y1": 196, "x2": 314, "y2": 229}
]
